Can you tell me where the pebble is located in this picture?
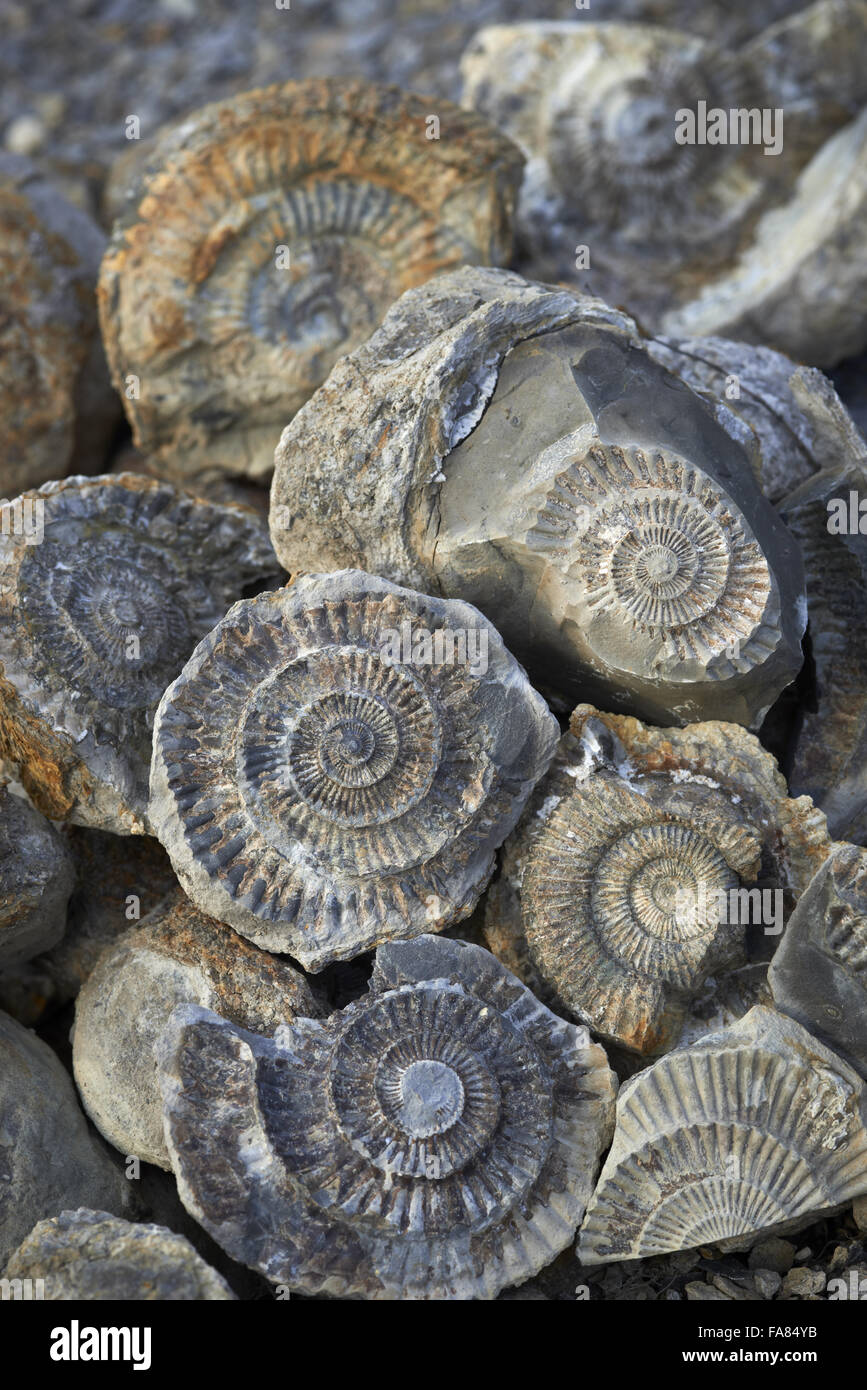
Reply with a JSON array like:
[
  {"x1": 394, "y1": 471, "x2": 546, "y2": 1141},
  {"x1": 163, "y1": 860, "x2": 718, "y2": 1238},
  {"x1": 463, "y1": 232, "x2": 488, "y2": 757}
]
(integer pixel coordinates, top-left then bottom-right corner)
[{"x1": 748, "y1": 1237, "x2": 797, "y2": 1274}]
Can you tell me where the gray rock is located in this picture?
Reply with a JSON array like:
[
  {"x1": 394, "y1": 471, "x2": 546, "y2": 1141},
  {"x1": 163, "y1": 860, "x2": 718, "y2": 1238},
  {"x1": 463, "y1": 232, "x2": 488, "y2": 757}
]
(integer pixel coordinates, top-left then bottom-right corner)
[
  {"x1": 753, "y1": 1269, "x2": 783, "y2": 1298},
  {"x1": 156, "y1": 933, "x2": 617, "y2": 1300},
  {"x1": 0, "y1": 786, "x2": 74, "y2": 967},
  {"x1": 3, "y1": 1208, "x2": 236, "y2": 1300},
  {"x1": 271, "y1": 266, "x2": 805, "y2": 728},
  {"x1": 747, "y1": 1236, "x2": 797, "y2": 1274},
  {"x1": 770, "y1": 843, "x2": 867, "y2": 1077},
  {"x1": 0, "y1": 1010, "x2": 130, "y2": 1266},
  {"x1": 149, "y1": 569, "x2": 559, "y2": 969},
  {"x1": 780, "y1": 1267, "x2": 826, "y2": 1298},
  {"x1": 72, "y1": 894, "x2": 323, "y2": 1169}
]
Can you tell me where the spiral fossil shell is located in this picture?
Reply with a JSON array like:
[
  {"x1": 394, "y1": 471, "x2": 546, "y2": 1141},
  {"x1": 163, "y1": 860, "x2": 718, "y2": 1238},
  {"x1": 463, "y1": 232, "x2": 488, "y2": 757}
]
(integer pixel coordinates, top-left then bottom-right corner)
[
  {"x1": 98, "y1": 78, "x2": 524, "y2": 482},
  {"x1": 486, "y1": 703, "x2": 830, "y2": 1056},
  {"x1": 578, "y1": 1006, "x2": 867, "y2": 1263},
  {"x1": 271, "y1": 265, "x2": 806, "y2": 727},
  {"x1": 156, "y1": 934, "x2": 617, "y2": 1299},
  {"x1": 0, "y1": 155, "x2": 118, "y2": 495},
  {"x1": 149, "y1": 570, "x2": 558, "y2": 970},
  {"x1": 0, "y1": 474, "x2": 279, "y2": 834},
  {"x1": 770, "y1": 843, "x2": 867, "y2": 1079}
]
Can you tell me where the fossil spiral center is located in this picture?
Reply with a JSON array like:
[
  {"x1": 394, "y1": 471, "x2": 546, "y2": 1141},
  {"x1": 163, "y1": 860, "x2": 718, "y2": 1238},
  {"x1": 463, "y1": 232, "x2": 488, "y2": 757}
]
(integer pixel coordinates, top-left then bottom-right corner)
[{"x1": 390, "y1": 1060, "x2": 466, "y2": 1139}]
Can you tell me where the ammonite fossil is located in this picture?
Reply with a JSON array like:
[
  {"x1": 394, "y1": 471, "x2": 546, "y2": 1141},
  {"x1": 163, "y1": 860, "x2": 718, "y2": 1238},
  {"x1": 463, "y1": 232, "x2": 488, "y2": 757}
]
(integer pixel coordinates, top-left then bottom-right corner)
[
  {"x1": 461, "y1": 11, "x2": 867, "y2": 365},
  {"x1": 578, "y1": 1006, "x2": 867, "y2": 1263},
  {"x1": 770, "y1": 843, "x2": 867, "y2": 1078},
  {"x1": 0, "y1": 155, "x2": 119, "y2": 496},
  {"x1": 3, "y1": 1209, "x2": 236, "y2": 1301},
  {"x1": 486, "y1": 703, "x2": 830, "y2": 1056},
  {"x1": 0, "y1": 1010, "x2": 130, "y2": 1267},
  {"x1": 149, "y1": 570, "x2": 558, "y2": 970},
  {"x1": 0, "y1": 474, "x2": 280, "y2": 834},
  {"x1": 271, "y1": 266, "x2": 805, "y2": 727},
  {"x1": 156, "y1": 934, "x2": 617, "y2": 1299},
  {"x1": 72, "y1": 894, "x2": 323, "y2": 1169},
  {"x1": 98, "y1": 78, "x2": 524, "y2": 483},
  {"x1": 0, "y1": 786, "x2": 74, "y2": 968}
]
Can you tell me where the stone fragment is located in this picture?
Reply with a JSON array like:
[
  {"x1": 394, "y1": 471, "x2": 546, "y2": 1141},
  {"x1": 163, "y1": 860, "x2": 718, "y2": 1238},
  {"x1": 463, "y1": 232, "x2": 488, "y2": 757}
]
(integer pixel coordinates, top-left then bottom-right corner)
[
  {"x1": 149, "y1": 569, "x2": 558, "y2": 970},
  {"x1": 157, "y1": 934, "x2": 617, "y2": 1300},
  {"x1": 0, "y1": 154, "x2": 118, "y2": 496},
  {"x1": 72, "y1": 894, "x2": 323, "y2": 1169},
  {"x1": 748, "y1": 1237, "x2": 797, "y2": 1274},
  {"x1": 0, "y1": 474, "x2": 280, "y2": 834},
  {"x1": 99, "y1": 78, "x2": 524, "y2": 483},
  {"x1": 3, "y1": 1208, "x2": 235, "y2": 1300},
  {"x1": 754, "y1": 1269, "x2": 783, "y2": 1298},
  {"x1": 579, "y1": 1007, "x2": 867, "y2": 1264},
  {"x1": 853, "y1": 1195, "x2": 867, "y2": 1231},
  {"x1": 485, "y1": 704, "x2": 829, "y2": 1055},
  {"x1": 780, "y1": 1267, "x2": 826, "y2": 1298},
  {"x1": 0, "y1": 786, "x2": 74, "y2": 967},
  {"x1": 770, "y1": 843, "x2": 867, "y2": 1077},
  {"x1": 271, "y1": 266, "x2": 805, "y2": 727},
  {"x1": 0, "y1": 1010, "x2": 129, "y2": 1266}
]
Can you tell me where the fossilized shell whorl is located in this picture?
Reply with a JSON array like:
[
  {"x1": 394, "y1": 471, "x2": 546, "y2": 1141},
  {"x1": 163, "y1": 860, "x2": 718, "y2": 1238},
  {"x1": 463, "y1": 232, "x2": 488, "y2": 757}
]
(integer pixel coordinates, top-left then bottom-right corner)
[
  {"x1": 156, "y1": 934, "x2": 617, "y2": 1299},
  {"x1": 486, "y1": 704, "x2": 830, "y2": 1055},
  {"x1": 272, "y1": 266, "x2": 805, "y2": 727},
  {"x1": 596, "y1": 0, "x2": 806, "y2": 45},
  {"x1": 4, "y1": 1209, "x2": 236, "y2": 1301},
  {"x1": 578, "y1": 1006, "x2": 867, "y2": 1263},
  {"x1": 0, "y1": 156, "x2": 119, "y2": 495},
  {"x1": 461, "y1": 10, "x2": 867, "y2": 364},
  {"x1": 149, "y1": 570, "x2": 558, "y2": 970},
  {"x1": 770, "y1": 843, "x2": 867, "y2": 1078},
  {"x1": 522, "y1": 773, "x2": 761, "y2": 1055},
  {"x1": 780, "y1": 461, "x2": 867, "y2": 844},
  {"x1": 0, "y1": 786, "x2": 74, "y2": 968},
  {"x1": 98, "y1": 78, "x2": 524, "y2": 482},
  {"x1": 73, "y1": 894, "x2": 323, "y2": 1169},
  {"x1": 0, "y1": 474, "x2": 279, "y2": 834}
]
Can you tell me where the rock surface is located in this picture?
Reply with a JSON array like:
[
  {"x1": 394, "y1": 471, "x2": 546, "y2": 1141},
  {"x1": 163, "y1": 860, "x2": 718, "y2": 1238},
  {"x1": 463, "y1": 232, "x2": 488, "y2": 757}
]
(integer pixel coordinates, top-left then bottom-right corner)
[
  {"x1": 3, "y1": 1208, "x2": 236, "y2": 1300},
  {"x1": 0, "y1": 1010, "x2": 129, "y2": 1267},
  {"x1": 0, "y1": 786, "x2": 74, "y2": 967},
  {"x1": 73, "y1": 894, "x2": 323, "y2": 1169}
]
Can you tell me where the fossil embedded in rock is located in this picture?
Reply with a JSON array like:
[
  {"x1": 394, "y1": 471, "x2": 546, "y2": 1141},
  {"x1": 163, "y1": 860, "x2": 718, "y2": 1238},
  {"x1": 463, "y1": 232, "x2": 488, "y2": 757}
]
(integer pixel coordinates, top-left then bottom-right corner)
[
  {"x1": 271, "y1": 266, "x2": 805, "y2": 727},
  {"x1": 460, "y1": 10, "x2": 867, "y2": 366},
  {"x1": 3, "y1": 1208, "x2": 236, "y2": 1301},
  {"x1": 0, "y1": 474, "x2": 280, "y2": 834},
  {"x1": 156, "y1": 933, "x2": 617, "y2": 1300},
  {"x1": 486, "y1": 703, "x2": 830, "y2": 1055},
  {"x1": 0, "y1": 1010, "x2": 130, "y2": 1267},
  {"x1": 72, "y1": 894, "x2": 322, "y2": 1170},
  {"x1": 98, "y1": 78, "x2": 524, "y2": 483},
  {"x1": 0, "y1": 155, "x2": 119, "y2": 496},
  {"x1": 770, "y1": 843, "x2": 867, "y2": 1078},
  {"x1": 0, "y1": 786, "x2": 74, "y2": 968},
  {"x1": 578, "y1": 1006, "x2": 867, "y2": 1264},
  {"x1": 149, "y1": 569, "x2": 558, "y2": 970}
]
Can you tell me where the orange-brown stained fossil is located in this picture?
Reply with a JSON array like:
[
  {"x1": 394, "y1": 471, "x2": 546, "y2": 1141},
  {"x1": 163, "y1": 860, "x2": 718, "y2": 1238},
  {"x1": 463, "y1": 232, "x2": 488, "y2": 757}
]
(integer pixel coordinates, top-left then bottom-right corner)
[
  {"x1": 148, "y1": 570, "x2": 559, "y2": 970},
  {"x1": 98, "y1": 78, "x2": 524, "y2": 483},
  {"x1": 0, "y1": 474, "x2": 280, "y2": 835}
]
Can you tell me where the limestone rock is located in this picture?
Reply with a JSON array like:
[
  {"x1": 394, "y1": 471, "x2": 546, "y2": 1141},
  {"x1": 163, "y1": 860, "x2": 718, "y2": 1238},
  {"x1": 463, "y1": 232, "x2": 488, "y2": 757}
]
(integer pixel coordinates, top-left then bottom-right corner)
[
  {"x1": 3, "y1": 1208, "x2": 236, "y2": 1300},
  {"x1": 0, "y1": 1010, "x2": 129, "y2": 1266},
  {"x1": 0, "y1": 786, "x2": 74, "y2": 968},
  {"x1": 0, "y1": 155, "x2": 118, "y2": 496},
  {"x1": 0, "y1": 474, "x2": 280, "y2": 834},
  {"x1": 770, "y1": 843, "x2": 867, "y2": 1077},
  {"x1": 72, "y1": 894, "x2": 323, "y2": 1169},
  {"x1": 99, "y1": 77, "x2": 524, "y2": 483},
  {"x1": 271, "y1": 266, "x2": 805, "y2": 728},
  {"x1": 149, "y1": 569, "x2": 558, "y2": 970},
  {"x1": 157, "y1": 934, "x2": 617, "y2": 1299}
]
